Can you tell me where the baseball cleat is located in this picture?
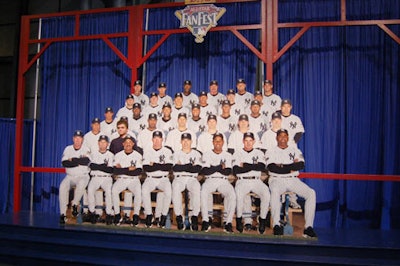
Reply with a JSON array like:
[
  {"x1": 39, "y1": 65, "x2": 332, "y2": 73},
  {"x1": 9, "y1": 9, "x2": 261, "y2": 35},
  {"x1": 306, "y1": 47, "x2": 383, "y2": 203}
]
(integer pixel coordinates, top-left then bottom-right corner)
[
  {"x1": 132, "y1": 214, "x2": 139, "y2": 227},
  {"x1": 59, "y1": 214, "x2": 67, "y2": 225},
  {"x1": 159, "y1": 215, "x2": 167, "y2": 228},
  {"x1": 176, "y1": 215, "x2": 185, "y2": 230},
  {"x1": 224, "y1": 223, "x2": 234, "y2": 233},
  {"x1": 303, "y1": 227, "x2": 317, "y2": 238},
  {"x1": 72, "y1": 205, "x2": 79, "y2": 217},
  {"x1": 236, "y1": 217, "x2": 243, "y2": 233},
  {"x1": 258, "y1": 217, "x2": 266, "y2": 235},
  {"x1": 273, "y1": 225, "x2": 283, "y2": 236},
  {"x1": 190, "y1": 216, "x2": 198, "y2": 231},
  {"x1": 201, "y1": 221, "x2": 210, "y2": 232},
  {"x1": 244, "y1": 223, "x2": 252, "y2": 231},
  {"x1": 145, "y1": 215, "x2": 153, "y2": 228}
]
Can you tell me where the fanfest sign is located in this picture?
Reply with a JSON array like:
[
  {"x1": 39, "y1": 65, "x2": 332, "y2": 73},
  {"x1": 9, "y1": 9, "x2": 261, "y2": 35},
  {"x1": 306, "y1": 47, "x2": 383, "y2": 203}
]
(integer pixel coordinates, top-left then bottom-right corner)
[{"x1": 175, "y1": 4, "x2": 226, "y2": 43}]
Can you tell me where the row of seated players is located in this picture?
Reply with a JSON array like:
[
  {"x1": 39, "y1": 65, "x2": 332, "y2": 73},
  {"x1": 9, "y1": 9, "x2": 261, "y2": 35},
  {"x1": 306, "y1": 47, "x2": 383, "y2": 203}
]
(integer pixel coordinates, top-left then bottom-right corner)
[{"x1": 60, "y1": 128, "x2": 317, "y2": 238}]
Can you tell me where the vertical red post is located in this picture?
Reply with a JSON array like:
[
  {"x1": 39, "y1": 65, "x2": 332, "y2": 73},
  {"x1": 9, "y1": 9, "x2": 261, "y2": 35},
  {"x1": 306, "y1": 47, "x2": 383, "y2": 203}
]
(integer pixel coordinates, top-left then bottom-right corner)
[
  {"x1": 129, "y1": 6, "x2": 144, "y2": 93},
  {"x1": 14, "y1": 16, "x2": 30, "y2": 212},
  {"x1": 265, "y1": 0, "x2": 275, "y2": 81}
]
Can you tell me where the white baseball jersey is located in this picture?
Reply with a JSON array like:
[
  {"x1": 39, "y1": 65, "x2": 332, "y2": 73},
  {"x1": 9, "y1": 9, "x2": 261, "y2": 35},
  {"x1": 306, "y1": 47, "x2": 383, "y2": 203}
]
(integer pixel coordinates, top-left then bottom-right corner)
[
  {"x1": 207, "y1": 93, "x2": 225, "y2": 109},
  {"x1": 262, "y1": 93, "x2": 282, "y2": 112},
  {"x1": 187, "y1": 117, "x2": 207, "y2": 137},
  {"x1": 61, "y1": 145, "x2": 91, "y2": 176},
  {"x1": 261, "y1": 128, "x2": 296, "y2": 152},
  {"x1": 201, "y1": 150, "x2": 232, "y2": 177},
  {"x1": 115, "y1": 105, "x2": 133, "y2": 120},
  {"x1": 182, "y1": 93, "x2": 198, "y2": 108},
  {"x1": 227, "y1": 130, "x2": 261, "y2": 152},
  {"x1": 157, "y1": 118, "x2": 176, "y2": 138},
  {"x1": 100, "y1": 120, "x2": 117, "y2": 140},
  {"x1": 89, "y1": 149, "x2": 114, "y2": 176},
  {"x1": 235, "y1": 92, "x2": 253, "y2": 111},
  {"x1": 232, "y1": 148, "x2": 266, "y2": 179},
  {"x1": 217, "y1": 115, "x2": 237, "y2": 139},
  {"x1": 230, "y1": 102, "x2": 247, "y2": 117},
  {"x1": 248, "y1": 114, "x2": 269, "y2": 139},
  {"x1": 143, "y1": 105, "x2": 163, "y2": 119},
  {"x1": 128, "y1": 115, "x2": 147, "y2": 135},
  {"x1": 158, "y1": 95, "x2": 173, "y2": 107},
  {"x1": 197, "y1": 131, "x2": 227, "y2": 154},
  {"x1": 200, "y1": 104, "x2": 218, "y2": 118},
  {"x1": 133, "y1": 93, "x2": 149, "y2": 108},
  {"x1": 281, "y1": 114, "x2": 305, "y2": 143},
  {"x1": 83, "y1": 131, "x2": 105, "y2": 153},
  {"x1": 114, "y1": 149, "x2": 143, "y2": 175},
  {"x1": 165, "y1": 128, "x2": 197, "y2": 152},
  {"x1": 260, "y1": 104, "x2": 274, "y2": 124},
  {"x1": 171, "y1": 106, "x2": 190, "y2": 122},
  {"x1": 266, "y1": 145, "x2": 304, "y2": 178}
]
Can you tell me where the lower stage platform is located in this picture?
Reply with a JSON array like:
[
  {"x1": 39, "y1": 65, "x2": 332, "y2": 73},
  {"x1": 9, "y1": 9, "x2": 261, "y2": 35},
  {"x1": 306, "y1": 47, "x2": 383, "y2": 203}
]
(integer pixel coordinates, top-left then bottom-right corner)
[{"x1": 0, "y1": 211, "x2": 399, "y2": 265}]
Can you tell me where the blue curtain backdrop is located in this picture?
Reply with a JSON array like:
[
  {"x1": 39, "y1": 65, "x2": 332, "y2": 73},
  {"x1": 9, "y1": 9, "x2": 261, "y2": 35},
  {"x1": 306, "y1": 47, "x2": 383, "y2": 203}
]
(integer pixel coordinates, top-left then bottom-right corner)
[{"x1": 7, "y1": 0, "x2": 397, "y2": 229}]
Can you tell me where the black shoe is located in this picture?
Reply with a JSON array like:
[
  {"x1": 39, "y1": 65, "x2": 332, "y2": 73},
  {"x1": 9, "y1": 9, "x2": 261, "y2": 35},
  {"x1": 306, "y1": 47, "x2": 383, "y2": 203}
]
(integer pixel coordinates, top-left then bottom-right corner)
[
  {"x1": 236, "y1": 217, "x2": 243, "y2": 233},
  {"x1": 91, "y1": 213, "x2": 99, "y2": 224},
  {"x1": 114, "y1": 214, "x2": 121, "y2": 225},
  {"x1": 159, "y1": 215, "x2": 167, "y2": 228},
  {"x1": 303, "y1": 227, "x2": 317, "y2": 238},
  {"x1": 132, "y1": 214, "x2": 139, "y2": 227},
  {"x1": 273, "y1": 225, "x2": 283, "y2": 236},
  {"x1": 266, "y1": 211, "x2": 271, "y2": 228},
  {"x1": 201, "y1": 221, "x2": 210, "y2": 232},
  {"x1": 191, "y1": 216, "x2": 198, "y2": 231},
  {"x1": 224, "y1": 223, "x2": 233, "y2": 233},
  {"x1": 72, "y1": 205, "x2": 79, "y2": 217},
  {"x1": 121, "y1": 213, "x2": 130, "y2": 225},
  {"x1": 105, "y1": 215, "x2": 113, "y2": 225},
  {"x1": 153, "y1": 217, "x2": 160, "y2": 227},
  {"x1": 258, "y1": 217, "x2": 266, "y2": 235},
  {"x1": 82, "y1": 212, "x2": 91, "y2": 223},
  {"x1": 176, "y1": 215, "x2": 184, "y2": 230},
  {"x1": 244, "y1": 223, "x2": 252, "y2": 231},
  {"x1": 59, "y1": 214, "x2": 66, "y2": 225},
  {"x1": 145, "y1": 215, "x2": 153, "y2": 228}
]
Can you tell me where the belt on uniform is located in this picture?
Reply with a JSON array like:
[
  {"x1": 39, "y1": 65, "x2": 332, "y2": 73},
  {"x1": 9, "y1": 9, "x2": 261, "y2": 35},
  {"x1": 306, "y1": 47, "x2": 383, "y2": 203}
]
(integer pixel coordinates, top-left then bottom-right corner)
[
  {"x1": 176, "y1": 175, "x2": 195, "y2": 178},
  {"x1": 119, "y1": 176, "x2": 138, "y2": 179},
  {"x1": 207, "y1": 176, "x2": 227, "y2": 180},
  {"x1": 92, "y1": 175, "x2": 111, "y2": 178},
  {"x1": 150, "y1": 175, "x2": 168, "y2": 178},
  {"x1": 270, "y1": 175, "x2": 297, "y2": 178},
  {"x1": 238, "y1": 176, "x2": 259, "y2": 180}
]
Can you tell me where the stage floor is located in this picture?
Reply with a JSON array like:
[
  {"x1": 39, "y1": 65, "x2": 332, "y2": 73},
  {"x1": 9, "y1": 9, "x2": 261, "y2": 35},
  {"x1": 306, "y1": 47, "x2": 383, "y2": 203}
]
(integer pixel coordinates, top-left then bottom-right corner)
[{"x1": 1, "y1": 211, "x2": 399, "y2": 249}]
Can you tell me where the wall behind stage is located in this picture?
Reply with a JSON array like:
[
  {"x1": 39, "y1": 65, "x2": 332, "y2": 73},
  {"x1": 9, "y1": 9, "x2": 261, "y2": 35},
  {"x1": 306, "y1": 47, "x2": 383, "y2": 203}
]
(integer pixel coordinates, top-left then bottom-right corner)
[{"x1": 6, "y1": 0, "x2": 398, "y2": 229}]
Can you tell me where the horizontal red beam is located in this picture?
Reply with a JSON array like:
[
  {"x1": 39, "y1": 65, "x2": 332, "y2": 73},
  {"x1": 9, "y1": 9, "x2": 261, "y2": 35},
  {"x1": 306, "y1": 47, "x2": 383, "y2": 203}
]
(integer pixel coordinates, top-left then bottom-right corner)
[
  {"x1": 278, "y1": 19, "x2": 400, "y2": 28},
  {"x1": 28, "y1": 32, "x2": 129, "y2": 44},
  {"x1": 18, "y1": 166, "x2": 400, "y2": 182},
  {"x1": 143, "y1": 24, "x2": 262, "y2": 36}
]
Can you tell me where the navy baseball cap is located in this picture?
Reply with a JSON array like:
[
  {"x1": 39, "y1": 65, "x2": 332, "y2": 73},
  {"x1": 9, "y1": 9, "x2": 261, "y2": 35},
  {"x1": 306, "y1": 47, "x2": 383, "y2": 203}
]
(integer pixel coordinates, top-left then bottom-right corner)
[
  {"x1": 184, "y1": 80, "x2": 191, "y2": 85},
  {"x1": 150, "y1": 92, "x2": 158, "y2": 98},
  {"x1": 73, "y1": 130, "x2": 84, "y2": 137},
  {"x1": 123, "y1": 134, "x2": 135, "y2": 142},
  {"x1": 98, "y1": 135, "x2": 109, "y2": 142},
  {"x1": 199, "y1": 91, "x2": 207, "y2": 97},
  {"x1": 207, "y1": 114, "x2": 217, "y2": 121},
  {"x1": 175, "y1": 92, "x2": 183, "y2": 98},
  {"x1": 153, "y1": 130, "x2": 163, "y2": 138},
  {"x1": 251, "y1": 100, "x2": 261, "y2": 106},
  {"x1": 162, "y1": 102, "x2": 172, "y2": 109},
  {"x1": 181, "y1": 132, "x2": 192, "y2": 140},
  {"x1": 126, "y1": 94, "x2": 134, "y2": 99},
  {"x1": 158, "y1": 82, "x2": 167, "y2": 88},
  {"x1": 134, "y1": 80, "x2": 142, "y2": 86},
  {"x1": 212, "y1": 132, "x2": 224, "y2": 140},
  {"x1": 120, "y1": 116, "x2": 128, "y2": 121},
  {"x1": 133, "y1": 103, "x2": 141, "y2": 109},
  {"x1": 236, "y1": 78, "x2": 246, "y2": 84},
  {"x1": 243, "y1": 132, "x2": 255, "y2": 140},
  {"x1": 105, "y1": 107, "x2": 113, "y2": 113},
  {"x1": 221, "y1": 99, "x2": 230, "y2": 106},
  {"x1": 276, "y1": 128, "x2": 289, "y2": 136},
  {"x1": 192, "y1": 103, "x2": 200, "y2": 110},
  {"x1": 92, "y1": 117, "x2": 101, "y2": 124},
  {"x1": 178, "y1": 113, "x2": 187, "y2": 119},
  {"x1": 227, "y1": 89, "x2": 235, "y2": 95},
  {"x1": 209, "y1": 80, "x2": 218, "y2": 86},
  {"x1": 238, "y1": 114, "x2": 249, "y2": 121},
  {"x1": 271, "y1": 112, "x2": 282, "y2": 120},
  {"x1": 148, "y1": 113, "x2": 157, "y2": 120},
  {"x1": 281, "y1": 99, "x2": 292, "y2": 106},
  {"x1": 263, "y1": 80, "x2": 273, "y2": 85},
  {"x1": 254, "y1": 91, "x2": 262, "y2": 96}
]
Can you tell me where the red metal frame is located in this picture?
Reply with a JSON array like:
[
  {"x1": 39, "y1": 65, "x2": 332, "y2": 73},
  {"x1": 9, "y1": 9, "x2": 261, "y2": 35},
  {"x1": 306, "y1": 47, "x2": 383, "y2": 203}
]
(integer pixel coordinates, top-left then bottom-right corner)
[{"x1": 13, "y1": 0, "x2": 400, "y2": 211}]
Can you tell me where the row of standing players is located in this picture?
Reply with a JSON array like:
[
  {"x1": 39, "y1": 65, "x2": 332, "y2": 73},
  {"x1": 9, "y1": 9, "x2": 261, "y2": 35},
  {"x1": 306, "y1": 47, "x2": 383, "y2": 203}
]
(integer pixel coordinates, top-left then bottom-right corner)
[{"x1": 59, "y1": 79, "x2": 317, "y2": 237}]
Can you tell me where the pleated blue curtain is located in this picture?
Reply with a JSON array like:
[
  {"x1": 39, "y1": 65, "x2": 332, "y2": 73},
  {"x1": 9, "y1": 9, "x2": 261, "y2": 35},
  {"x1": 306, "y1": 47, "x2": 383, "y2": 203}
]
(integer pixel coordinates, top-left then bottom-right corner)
[
  {"x1": 35, "y1": 12, "x2": 131, "y2": 213},
  {"x1": 143, "y1": 2, "x2": 260, "y2": 95},
  {"x1": 275, "y1": 0, "x2": 400, "y2": 228}
]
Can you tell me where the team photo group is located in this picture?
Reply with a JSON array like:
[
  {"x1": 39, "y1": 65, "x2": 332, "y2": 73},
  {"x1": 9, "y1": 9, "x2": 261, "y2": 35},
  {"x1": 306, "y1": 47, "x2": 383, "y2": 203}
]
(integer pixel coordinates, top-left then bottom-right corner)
[{"x1": 60, "y1": 78, "x2": 317, "y2": 238}]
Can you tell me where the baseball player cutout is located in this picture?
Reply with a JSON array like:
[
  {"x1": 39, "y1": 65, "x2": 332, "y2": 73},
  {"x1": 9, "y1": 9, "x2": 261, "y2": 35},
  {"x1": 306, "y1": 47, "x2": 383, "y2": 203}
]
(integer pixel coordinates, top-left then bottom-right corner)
[
  {"x1": 172, "y1": 133, "x2": 202, "y2": 231},
  {"x1": 157, "y1": 82, "x2": 173, "y2": 107},
  {"x1": 233, "y1": 132, "x2": 270, "y2": 234},
  {"x1": 112, "y1": 135, "x2": 143, "y2": 226},
  {"x1": 181, "y1": 80, "x2": 198, "y2": 108},
  {"x1": 280, "y1": 99, "x2": 305, "y2": 145},
  {"x1": 142, "y1": 130, "x2": 174, "y2": 228},
  {"x1": 266, "y1": 129, "x2": 317, "y2": 238},
  {"x1": 207, "y1": 80, "x2": 225, "y2": 109},
  {"x1": 165, "y1": 113, "x2": 197, "y2": 152},
  {"x1": 143, "y1": 92, "x2": 163, "y2": 119},
  {"x1": 197, "y1": 114, "x2": 227, "y2": 154},
  {"x1": 157, "y1": 102, "x2": 176, "y2": 138},
  {"x1": 116, "y1": 94, "x2": 135, "y2": 120},
  {"x1": 87, "y1": 135, "x2": 114, "y2": 225},
  {"x1": 59, "y1": 130, "x2": 91, "y2": 224},
  {"x1": 235, "y1": 79, "x2": 253, "y2": 113},
  {"x1": 132, "y1": 80, "x2": 149, "y2": 108},
  {"x1": 200, "y1": 133, "x2": 236, "y2": 233},
  {"x1": 100, "y1": 107, "x2": 117, "y2": 140},
  {"x1": 262, "y1": 80, "x2": 282, "y2": 113},
  {"x1": 187, "y1": 103, "x2": 207, "y2": 138},
  {"x1": 128, "y1": 103, "x2": 147, "y2": 136}
]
